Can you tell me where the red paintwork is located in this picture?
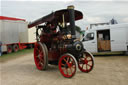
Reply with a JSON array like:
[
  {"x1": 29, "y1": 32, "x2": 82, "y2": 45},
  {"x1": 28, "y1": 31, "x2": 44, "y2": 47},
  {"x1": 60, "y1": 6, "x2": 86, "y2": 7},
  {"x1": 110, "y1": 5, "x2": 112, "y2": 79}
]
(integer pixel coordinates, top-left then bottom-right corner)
[
  {"x1": 1, "y1": 42, "x2": 35, "y2": 53},
  {"x1": 13, "y1": 45, "x2": 19, "y2": 52},
  {"x1": 48, "y1": 50, "x2": 60, "y2": 61},
  {"x1": 31, "y1": 7, "x2": 94, "y2": 78},
  {"x1": 78, "y1": 52, "x2": 94, "y2": 73},
  {"x1": 7, "y1": 46, "x2": 12, "y2": 53},
  {"x1": 58, "y1": 54, "x2": 76, "y2": 78},
  {"x1": 39, "y1": 31, "x2": 65, "y2": 61},
  {"x1": 18, "y1": 42, "x2": 27, "y2": 50},
  {"x1": 34, "y1": 43, "x2": 44, "y2": 70},
  {"x1": 0, "y1": 16, "x2": 25, "y2": 21}
]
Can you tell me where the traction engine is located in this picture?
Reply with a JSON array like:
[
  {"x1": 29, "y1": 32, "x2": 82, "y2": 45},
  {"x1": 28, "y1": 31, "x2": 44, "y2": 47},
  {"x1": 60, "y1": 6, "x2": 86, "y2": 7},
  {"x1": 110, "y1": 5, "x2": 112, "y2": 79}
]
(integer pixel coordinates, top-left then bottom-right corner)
[{"x1": 28, "y1": 5, "x2": 94, "y2": 78}]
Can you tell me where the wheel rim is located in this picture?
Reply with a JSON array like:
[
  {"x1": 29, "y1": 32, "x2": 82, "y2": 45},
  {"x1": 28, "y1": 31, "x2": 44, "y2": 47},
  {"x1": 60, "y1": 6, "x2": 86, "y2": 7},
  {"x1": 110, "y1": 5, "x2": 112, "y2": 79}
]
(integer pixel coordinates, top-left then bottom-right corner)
[
  {"x1": 34, "y1": 43, "x2": 45, "y2": 70},
  {"x1": 78, "y1": 52, "x2": 94, "y2": 73},
  {"x1": 14, "y1": 45, "x2": 18, "y2": 52},
  {"x1": 8, "y1": 46, "x2": 12, "y2": 53},
  {"x1": 15, "y1": 47, "x2": 18, "y2": 51},
  {"x1": 59, "y1": 54, "x2": 77, "y2": 78}
]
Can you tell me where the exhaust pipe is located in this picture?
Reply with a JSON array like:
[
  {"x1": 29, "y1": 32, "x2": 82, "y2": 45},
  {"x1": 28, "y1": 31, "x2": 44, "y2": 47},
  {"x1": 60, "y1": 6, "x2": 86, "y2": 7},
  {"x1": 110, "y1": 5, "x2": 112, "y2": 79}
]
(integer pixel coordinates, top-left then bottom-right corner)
[{"x1": 67, "y1": 5, "x2": 76, "y2": 39}]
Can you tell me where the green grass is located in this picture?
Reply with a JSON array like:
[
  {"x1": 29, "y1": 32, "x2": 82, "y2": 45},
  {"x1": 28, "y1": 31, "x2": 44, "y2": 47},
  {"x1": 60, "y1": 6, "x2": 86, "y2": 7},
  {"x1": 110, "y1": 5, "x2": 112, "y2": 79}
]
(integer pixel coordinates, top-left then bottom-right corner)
[
  {"x1": 92, "y1": 51, "x2": 124, "y2": 56},
  {"x1": 0, "y1": 49, "x2": 33, "y2": 62}
]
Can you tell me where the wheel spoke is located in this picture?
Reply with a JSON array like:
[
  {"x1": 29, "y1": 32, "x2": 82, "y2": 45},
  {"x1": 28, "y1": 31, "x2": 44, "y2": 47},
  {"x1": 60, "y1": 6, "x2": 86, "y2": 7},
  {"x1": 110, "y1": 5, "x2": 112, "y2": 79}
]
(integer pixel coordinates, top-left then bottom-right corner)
[
  {"x1": 59, "y1": 54, "x2": 77, "y2": 78},
  {"x1": 84, "y1": 57, "x2": 87, "y2": 59},
  {"x1": 36, "y1": 57, "x2": 40, "y2": 61},
  {"x1": 82, "y1": 64, "x2": 84, "y2": 69},
  {"x1": 80, "y1": 57, "x2": 85, "y2": 61},
  {"x1": 87, "y1": 63, "x2": 92, "y2": 67},
  {"x1": 67, "y1": 57, "x2": 70, "y2": 62},
  {"x1": 64, "y1": 58, "x2": 68, "y2": 63},
  {"x1": 40, "y1": 61, "x2": 44, "y2": 66},
  {"x1": 72, "y1": 64, "x2": 75, "y2": 68},
  {"x1": 66, "y1": 68, "x2": 69, "y2": 75},
  {"x1": 35, "y1": 48, "x2": 40, "y2": 52},
  {"x1": 79, "y1": 59, "x2": 84, "y2": 64},
  {"x1": 88, "y1": 59, "x2": 92, "y2": 62},
  {"x1": 70, "y1": 67, "x2": 73, "y2": 74},
  {"x1": 78, "y1": 52, "x2": 94, "y2": 73},
  {"x1": 86, "y1": 64, "x2": 88, "y2": 70},
  {"x1": 38, "y1": 61, "x2": 42, "y2": 67},
  {"x1": 39, "y1": 51, "x2": 43, "y2": 55},
  {"x1": 40, "y1": 58, "x2": 44, "y2": 62},
  {"x1": 61, "y1": 63, "x2": 65, "y2": 66}
]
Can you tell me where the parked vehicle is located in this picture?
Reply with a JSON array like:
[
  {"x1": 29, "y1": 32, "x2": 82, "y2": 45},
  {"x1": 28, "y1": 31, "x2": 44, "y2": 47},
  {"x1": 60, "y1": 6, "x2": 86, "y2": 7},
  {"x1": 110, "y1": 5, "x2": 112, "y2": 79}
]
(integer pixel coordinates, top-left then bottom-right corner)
[
  {"x1": 0, "y1": 16, "x2": 36, "y2": 54},
  {"x1": 28, "y1": 5, "x2": 94, "y2": 78},
  {"x1": 82, "y1": 23, "x2": 128, "y2": 53}
]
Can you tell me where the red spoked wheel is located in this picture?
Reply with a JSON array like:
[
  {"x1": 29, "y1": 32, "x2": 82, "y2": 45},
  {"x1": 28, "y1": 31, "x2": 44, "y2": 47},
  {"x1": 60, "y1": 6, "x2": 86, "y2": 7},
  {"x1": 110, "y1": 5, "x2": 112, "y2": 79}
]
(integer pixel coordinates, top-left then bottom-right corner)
[
  {"x1": 34, "y1": 42, "x2": 48, "y2": 70},
  {"x1": 13, "y1": 44, "x2": 19, "y2": 52},
  {"x1": 7, "y1": 45, "x2": 12, "y2": 53},
  {"x1": 59, "y1": 53, "x2": 77, "y2": 78},
  {"x1": 78, "y1": 51, "x2": 94, "y2": 73}
]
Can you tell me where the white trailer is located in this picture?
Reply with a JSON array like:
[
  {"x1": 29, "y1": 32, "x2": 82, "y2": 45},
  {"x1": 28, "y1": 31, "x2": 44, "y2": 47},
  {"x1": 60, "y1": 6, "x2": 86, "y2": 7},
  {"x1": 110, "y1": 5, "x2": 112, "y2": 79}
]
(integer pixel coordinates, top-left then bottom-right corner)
[
  {"x1": 0, "y1": 16, "x2": 36, "y2": 53},
  {"x1": 19, "y1": 26, "x2": 36, "y2": 48},
  {"x1": 82, "y1": 23, "x2": 128, "y2": 53}
]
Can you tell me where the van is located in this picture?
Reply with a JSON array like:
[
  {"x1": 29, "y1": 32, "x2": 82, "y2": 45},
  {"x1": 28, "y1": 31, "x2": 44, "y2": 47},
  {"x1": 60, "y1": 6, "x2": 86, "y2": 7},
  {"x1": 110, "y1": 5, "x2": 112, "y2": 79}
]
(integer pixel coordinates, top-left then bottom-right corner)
[{"x1": 82, "y1": 23, "x2": 128, "y2": 53}]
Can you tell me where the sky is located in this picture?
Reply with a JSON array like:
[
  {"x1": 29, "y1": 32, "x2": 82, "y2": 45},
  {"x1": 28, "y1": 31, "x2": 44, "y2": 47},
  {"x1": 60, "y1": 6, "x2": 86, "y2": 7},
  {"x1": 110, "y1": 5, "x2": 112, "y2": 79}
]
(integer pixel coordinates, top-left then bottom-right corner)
[{"x1": 1, "y1": 0, "x2": 128, "y2": 30}]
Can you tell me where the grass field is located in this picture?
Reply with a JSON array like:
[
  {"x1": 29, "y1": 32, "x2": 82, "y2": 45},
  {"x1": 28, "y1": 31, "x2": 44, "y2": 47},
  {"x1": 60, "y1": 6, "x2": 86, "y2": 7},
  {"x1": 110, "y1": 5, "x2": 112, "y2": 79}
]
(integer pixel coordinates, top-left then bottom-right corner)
[
  {"x1": 92, "y1": 51, "x2": 125, "y2": 56},
  {"x1": 0, "y1": 49, "x2": 33, "y2": 62},
  {"x1": 0, "y1": 49, "x2": 127, "y2": 62}
]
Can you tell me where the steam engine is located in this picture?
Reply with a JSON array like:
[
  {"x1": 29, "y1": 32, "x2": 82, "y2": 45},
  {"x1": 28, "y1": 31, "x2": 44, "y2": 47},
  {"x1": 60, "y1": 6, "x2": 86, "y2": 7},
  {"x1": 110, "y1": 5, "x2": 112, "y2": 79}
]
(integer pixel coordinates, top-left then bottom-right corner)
[{"x1": 28, "y1": 5, "x2": 94, "y2": 78}]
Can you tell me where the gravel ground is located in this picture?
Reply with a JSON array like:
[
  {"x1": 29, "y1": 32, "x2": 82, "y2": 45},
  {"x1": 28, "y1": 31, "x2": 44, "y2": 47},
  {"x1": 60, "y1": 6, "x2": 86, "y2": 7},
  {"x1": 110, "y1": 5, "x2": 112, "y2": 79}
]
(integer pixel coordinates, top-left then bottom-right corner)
[{"x1": 0, "y1": 53, "x2": 128, "y2": 85}]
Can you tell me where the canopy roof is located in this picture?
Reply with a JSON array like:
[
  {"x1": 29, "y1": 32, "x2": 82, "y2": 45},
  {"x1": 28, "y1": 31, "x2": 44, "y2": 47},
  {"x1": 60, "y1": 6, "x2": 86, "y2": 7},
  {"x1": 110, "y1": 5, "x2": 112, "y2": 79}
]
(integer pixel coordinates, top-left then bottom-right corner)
[{"x1": 28, "y1": 9, "x2": 83, "y2": 28}]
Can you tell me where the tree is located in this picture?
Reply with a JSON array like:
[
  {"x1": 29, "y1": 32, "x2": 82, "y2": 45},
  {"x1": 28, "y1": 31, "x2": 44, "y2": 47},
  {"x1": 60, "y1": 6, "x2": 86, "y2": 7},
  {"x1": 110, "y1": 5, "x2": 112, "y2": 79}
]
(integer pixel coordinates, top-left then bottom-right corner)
[
  {"x1": 67, "y1": 25, "x2": 82, "y2": 33},
  {"x1": 75, "y1": 25, "x2": 81, "y2": 33}
]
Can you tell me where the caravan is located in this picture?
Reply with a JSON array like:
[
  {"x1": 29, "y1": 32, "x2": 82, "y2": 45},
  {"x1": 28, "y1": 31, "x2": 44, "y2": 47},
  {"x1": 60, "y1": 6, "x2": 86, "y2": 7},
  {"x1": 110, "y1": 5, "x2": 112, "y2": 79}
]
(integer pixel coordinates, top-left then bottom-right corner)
[{"x1": 82, "y1": 23, "x2": 128, "y2": 53}]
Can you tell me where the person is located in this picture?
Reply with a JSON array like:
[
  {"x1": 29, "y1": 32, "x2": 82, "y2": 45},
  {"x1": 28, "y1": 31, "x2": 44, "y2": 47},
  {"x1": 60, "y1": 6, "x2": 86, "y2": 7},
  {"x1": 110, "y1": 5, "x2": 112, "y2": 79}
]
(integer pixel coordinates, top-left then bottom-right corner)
[{"x1": 0, "y1": 41, "x2": 2, "y2": 56}]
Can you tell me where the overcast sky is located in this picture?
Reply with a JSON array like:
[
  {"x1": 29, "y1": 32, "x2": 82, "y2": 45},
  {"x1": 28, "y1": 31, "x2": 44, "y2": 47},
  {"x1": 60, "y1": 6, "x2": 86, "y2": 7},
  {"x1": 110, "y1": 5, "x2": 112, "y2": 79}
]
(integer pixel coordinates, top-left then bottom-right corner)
[{"x1": 1, "y1": 0, "x2": 128, "y2": 30}]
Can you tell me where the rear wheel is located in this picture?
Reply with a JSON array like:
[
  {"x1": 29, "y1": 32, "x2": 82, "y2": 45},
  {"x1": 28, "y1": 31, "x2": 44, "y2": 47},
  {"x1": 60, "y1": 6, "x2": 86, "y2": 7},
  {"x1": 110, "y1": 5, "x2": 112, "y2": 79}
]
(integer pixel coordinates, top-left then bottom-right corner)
[
  {"x1": 34, "y1": 42, "x2": 48, "y2": 70},
  {"x1": 28, "y1": 44, "x2": 33, "y2": 49},
  {"x1": 78, "y1": 51, "x2": 94, "y2": 73},
  {"x1": 42, "y1": 43, "x2": 48, "y2": 69},
  {"x1": 59, "y1": 53, "x2": 77, "y2": 78},
  {"x1": 13, "y1": 44, "x2": 19, "y2": 52},
  {"x1": 7, "y1": 45, "x2": 12, "y2": 53}
]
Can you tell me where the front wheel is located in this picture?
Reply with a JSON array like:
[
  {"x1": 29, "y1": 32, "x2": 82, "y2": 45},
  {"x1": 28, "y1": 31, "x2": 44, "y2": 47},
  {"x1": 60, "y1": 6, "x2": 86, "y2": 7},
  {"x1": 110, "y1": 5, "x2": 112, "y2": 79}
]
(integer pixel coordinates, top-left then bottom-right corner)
[
  {"x1": 58, "y1": 53, "x2": 78, "y2": 78},
  {"x1": 78, "y1": 51, "x2": 94, "y2": 73}
]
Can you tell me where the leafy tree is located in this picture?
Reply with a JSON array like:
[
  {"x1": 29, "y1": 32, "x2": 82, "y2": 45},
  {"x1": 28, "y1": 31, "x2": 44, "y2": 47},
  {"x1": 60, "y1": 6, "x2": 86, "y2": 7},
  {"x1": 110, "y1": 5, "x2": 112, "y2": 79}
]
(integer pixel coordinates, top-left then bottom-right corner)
[
  {"x1": 75, "y1": 25, "x2": 81, "y2": 33},
  {"x1": 67, "y1": 25, "x2": 82, "y2": 33}
]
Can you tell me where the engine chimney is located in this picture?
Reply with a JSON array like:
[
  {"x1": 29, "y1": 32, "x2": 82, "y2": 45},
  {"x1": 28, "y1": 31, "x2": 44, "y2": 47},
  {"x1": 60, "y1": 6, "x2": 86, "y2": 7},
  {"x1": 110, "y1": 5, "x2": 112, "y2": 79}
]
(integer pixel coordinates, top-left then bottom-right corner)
[{"x1": 67, "y1": 5, "x2": 76, "y2": 39}]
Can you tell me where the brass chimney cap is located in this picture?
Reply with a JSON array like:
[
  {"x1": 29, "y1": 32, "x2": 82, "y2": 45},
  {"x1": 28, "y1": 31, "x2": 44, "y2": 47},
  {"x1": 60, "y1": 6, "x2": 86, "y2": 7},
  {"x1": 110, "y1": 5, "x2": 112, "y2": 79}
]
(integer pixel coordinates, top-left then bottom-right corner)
[{"x1": 67, "y1": 5, "x2": 74, "y2": 9}]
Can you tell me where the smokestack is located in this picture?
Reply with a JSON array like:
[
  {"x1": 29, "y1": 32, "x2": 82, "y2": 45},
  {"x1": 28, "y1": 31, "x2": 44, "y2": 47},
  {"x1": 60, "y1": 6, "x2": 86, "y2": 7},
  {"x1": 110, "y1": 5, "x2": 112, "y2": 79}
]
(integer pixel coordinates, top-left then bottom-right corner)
[{"x1": 67, "y1": 5, "x2": 76, "y2": 39}]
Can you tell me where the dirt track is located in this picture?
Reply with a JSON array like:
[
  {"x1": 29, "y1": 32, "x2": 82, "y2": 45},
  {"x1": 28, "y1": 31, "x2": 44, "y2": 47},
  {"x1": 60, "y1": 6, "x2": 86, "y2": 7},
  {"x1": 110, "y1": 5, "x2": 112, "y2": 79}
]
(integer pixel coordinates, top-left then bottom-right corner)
[{"x1": 0, "y1": 53, "x2": 128, "y2": 85}]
